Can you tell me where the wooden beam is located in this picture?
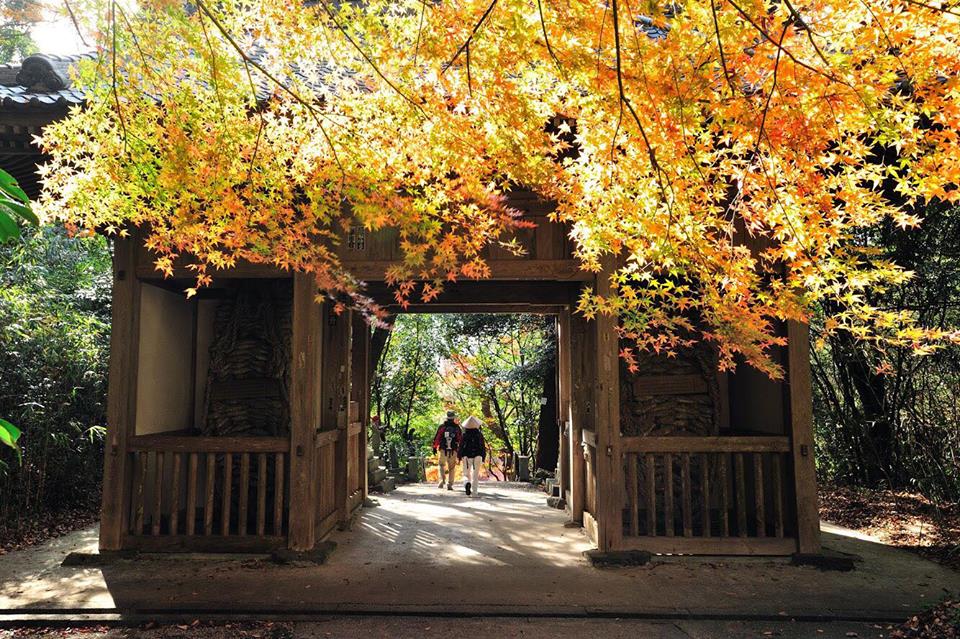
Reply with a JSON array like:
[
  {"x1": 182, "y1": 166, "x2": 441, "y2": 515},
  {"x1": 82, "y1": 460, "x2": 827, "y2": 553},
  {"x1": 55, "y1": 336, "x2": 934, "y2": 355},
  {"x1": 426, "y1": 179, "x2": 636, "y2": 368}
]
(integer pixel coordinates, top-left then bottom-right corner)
[
  {"x1": 621, "y1": 436, "x2": 791, "y2": 454},
  {"x1": 630, "y1": 375, "x2": 709, "y2": 396},
  {"x1": 287, "y1": 273, "x2": 322, "y2": 551},
  {"x1": 362, "y1": 281, "x2": 586, "y2": 309},
  {"x1": 124, "y1": 535, "x2": 287, "y2": 553},
  {"x1": 100, "y1": 233, "x2": 142, "y2": 551},
  {"x1": 592, "y1": 263, "x2": 622, "y2": 552},
  {"x1": 619, "y1": 535, "x2": 796, "y2": 556},
  {"x1": 340, "y1": 259, "x2": 591, "y2": 282},
  {"x1": 129, "y1": 435, "x2": 289, "y2": 453},
  {"x1": 787, "y1": 320, "x2": 821, "y2": 554}
]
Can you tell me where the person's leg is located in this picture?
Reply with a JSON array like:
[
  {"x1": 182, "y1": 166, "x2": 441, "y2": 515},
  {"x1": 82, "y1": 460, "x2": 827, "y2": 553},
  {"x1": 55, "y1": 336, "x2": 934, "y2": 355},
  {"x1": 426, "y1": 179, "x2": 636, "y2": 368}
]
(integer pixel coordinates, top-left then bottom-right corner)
[
  {"x1": 470, "y1": 457, "x2": 481, "y2": 496},
  {"x1": 463, "y1": 458, "x2": 472, "y2": 495},
  {"x1": 438, "y1": 453, "x2": 446, "y2": 488},
  {"x1": 445, "y1": 454, "x2": 456, "y2": 489}
]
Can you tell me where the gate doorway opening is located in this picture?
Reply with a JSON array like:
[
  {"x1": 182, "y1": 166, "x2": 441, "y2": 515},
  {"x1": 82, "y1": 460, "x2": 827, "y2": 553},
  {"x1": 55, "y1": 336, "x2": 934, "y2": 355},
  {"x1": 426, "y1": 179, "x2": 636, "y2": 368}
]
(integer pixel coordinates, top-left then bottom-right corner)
[{"x1": 367, "y1": 312, "x2": 563, "y2": 495}]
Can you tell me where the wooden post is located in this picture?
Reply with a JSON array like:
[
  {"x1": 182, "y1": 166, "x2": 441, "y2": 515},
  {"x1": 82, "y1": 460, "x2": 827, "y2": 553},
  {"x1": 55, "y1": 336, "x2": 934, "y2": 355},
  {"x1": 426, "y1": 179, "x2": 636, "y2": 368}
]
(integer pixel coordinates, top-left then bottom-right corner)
[
  {"x1": 321, "y1": 307, "x2": 353, "y2": 527},
  {"x1": 568, "y1": 310, "x2": 590, "y2": 525},
  {"x1": 593, "y1": 264, "x2": 623, "y2": 552},
  {"x1": 787, "y1": 320, "x2": 821, "y2": 554},
  {"x1": 352, "y1": 314, "x2": 371, "y2": 500},
  {"x1": 288, "y1": 273, "x2": 322, "y2": 551},
  {"x1": 557, "y1": 309, "x2": 580, "y2": 522},
  {"x1": 100, "y1": 233, "x2": 142, "y2": 551}
]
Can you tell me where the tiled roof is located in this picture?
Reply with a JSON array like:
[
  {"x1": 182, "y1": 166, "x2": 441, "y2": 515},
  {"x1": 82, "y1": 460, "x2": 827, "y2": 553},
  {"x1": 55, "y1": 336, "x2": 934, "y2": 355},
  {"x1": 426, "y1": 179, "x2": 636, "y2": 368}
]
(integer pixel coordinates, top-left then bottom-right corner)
[{"x1": 0, "y1": 53, "x2": 95, "y2": 110}]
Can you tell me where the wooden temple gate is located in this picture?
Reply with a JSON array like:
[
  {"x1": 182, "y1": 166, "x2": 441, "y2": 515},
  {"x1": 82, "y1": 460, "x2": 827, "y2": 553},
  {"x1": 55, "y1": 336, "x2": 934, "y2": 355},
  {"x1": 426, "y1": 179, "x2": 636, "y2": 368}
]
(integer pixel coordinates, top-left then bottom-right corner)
[{"x1": 98, "y1": 191, "x2": 820, "y2": 557}]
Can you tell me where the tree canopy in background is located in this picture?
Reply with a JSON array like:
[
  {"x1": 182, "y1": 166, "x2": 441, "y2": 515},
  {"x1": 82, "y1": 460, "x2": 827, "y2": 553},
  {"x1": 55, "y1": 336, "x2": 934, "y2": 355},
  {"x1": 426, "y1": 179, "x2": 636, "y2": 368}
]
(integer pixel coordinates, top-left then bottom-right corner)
[
  {"x1": 37, "y1": 0, "x2": 960, "y2": 378},
  {"x1": 371, "y1": 313, "x2": 555, "y2": 473}
]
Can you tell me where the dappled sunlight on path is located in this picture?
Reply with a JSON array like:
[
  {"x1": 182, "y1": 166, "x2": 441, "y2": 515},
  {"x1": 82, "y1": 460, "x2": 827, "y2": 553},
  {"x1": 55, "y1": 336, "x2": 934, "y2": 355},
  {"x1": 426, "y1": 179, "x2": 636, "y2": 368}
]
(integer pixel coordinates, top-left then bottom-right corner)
[{"x1": 0, "y1": 482, "x2": 958, "y2": 620}]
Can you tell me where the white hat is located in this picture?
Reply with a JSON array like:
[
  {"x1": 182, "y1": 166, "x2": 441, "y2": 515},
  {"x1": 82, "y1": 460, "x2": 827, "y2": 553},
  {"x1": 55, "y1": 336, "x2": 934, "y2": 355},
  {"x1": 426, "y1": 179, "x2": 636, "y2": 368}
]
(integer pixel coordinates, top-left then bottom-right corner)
[{"x1": 462, "y1": 415, "x2": 483, "y2": 430}]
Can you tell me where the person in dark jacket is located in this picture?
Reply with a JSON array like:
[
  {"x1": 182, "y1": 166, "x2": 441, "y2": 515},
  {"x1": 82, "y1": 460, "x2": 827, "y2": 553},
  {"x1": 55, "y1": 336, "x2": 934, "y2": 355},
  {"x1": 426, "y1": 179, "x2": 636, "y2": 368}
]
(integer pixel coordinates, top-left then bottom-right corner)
[
  {"x1": 432, "y1": 410, "x2": 462, "y2": 490},
  {"x1": 457, "y1": 415, "x2": 486, "y2": 497}
]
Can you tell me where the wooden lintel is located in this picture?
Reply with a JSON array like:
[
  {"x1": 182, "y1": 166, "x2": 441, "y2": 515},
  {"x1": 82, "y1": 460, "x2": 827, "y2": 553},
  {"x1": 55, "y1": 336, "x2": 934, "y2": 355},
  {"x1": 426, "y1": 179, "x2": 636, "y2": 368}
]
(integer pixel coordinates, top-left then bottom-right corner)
[
  {"x1": 340, "y1": 259, "x2": 591, "y2": 282},
  {"x1": 135, "y1": 262, "x2": 286, "y2": 280}
]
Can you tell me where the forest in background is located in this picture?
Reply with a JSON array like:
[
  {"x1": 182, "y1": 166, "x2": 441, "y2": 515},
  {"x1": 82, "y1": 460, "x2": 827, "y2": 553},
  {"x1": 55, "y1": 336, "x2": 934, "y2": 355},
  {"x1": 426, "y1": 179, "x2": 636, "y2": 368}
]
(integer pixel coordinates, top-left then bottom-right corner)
[{"x1": 369, "y1": 313, "x2": 557, "y2": 479}]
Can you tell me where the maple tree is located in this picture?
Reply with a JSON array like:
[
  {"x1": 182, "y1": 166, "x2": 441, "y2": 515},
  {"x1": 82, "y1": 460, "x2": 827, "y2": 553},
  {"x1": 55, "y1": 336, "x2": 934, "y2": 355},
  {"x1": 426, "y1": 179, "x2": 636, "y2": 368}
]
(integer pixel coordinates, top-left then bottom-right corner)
[{"x1": 36, "y1": 0, "x2": 960, "y2": 376}]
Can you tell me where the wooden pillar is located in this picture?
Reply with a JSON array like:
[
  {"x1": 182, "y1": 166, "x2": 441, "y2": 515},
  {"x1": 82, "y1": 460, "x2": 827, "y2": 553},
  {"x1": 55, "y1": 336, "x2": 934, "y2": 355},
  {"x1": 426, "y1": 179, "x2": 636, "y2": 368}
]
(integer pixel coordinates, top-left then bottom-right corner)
[
  {"x1": 288, "y1": 273, "x2": 322, "y2": 551},
  {"x1": 557, "y1": 309, "x2": 581, "y2": 523},
  {"x1": 787, "y1": 320, "x2": 821, "y2": 554},
  {"x1": 100, "y1": 234, "x2": 142, "y2": 551},
  {"x1": 352, "y1": 315, "x2": 371, "y2": 500},
  {"x1": 569, "y1": 311, "x2": 593, "y2": 526},
  {"x1": 593, "y1": 265, "x2": 623, "y2": 552},
  {"x1": 321, "y1": 307, "x2": 353, "y2": 526}
]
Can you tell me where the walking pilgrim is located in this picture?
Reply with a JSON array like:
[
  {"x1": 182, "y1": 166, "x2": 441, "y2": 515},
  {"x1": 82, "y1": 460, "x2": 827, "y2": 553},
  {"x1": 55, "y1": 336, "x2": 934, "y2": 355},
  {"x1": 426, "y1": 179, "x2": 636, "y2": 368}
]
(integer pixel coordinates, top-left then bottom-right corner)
[
  {"x1": 432, "y1": 410, "x2": 462, "y2": 490},
  {"x1": 458, "y1": 415, "x2": 486, "y2": 498}
]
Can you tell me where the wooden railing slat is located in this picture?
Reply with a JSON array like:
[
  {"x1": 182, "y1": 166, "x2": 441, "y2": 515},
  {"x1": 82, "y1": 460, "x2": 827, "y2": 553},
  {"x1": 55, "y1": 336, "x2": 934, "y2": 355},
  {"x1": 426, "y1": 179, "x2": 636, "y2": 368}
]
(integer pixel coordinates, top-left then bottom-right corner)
[
  {"x1": 170, "y1": 453, "x2": 181, "y2": 535},
  {"x1": 221, "y1": 453, "x2": 233, "y2": 536},
  {"x1": 681, "y1": 454, "x2": 692, "y2": 537},
  {"x1": 754, "y1": 453, "x2": 766, "y2": 538},
  {"x1": 664, "y1": 454, "x2": 674, "y2": 537},
  {"x1": 772, "y1": 454, "x2": 784, "y2": 538},
  {"x1": 186, "y1": 453, "x2": 198, "y2": 536},
  {"x1": 720, "y1": 454, "x2": 730, "y2": 537},
  {"x1": 701, "y1": 453, "x2": 711, "y2": 538},
  {"x1": 257, "y1": 454, "x2": 267, "y2": 537},
  {"x1": 133, "y1": 452, "x2": 147, "y2": 535},
  {"x1": 274, "y1": 453, "x2": 285, "y2": 536},
  {"x1": 645, "y1": 454, "x2": 656, "y2": 536},
  {"x1": 238, "y1": 453, "x2": 250, "y2": 536},
  {"x1": 735, "y1": 453, "x2": 747, "y2": 538},
  {"x1": 151, "y1": 451, "x2": 164, "y2": 536},
  {"x1": 204, "y1": 453, "x2": 216, "y2": 536},
  {"x1": 627, "y1": 454, "x2": 639, "y2": 536}
]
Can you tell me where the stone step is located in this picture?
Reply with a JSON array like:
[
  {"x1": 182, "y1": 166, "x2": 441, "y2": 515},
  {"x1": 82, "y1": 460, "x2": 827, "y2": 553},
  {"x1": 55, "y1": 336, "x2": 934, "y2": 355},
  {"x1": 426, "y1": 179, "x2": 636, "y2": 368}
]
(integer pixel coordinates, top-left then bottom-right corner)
[
  {"x1": 369, "y1": 467, "x2": 387, "y2": 485},
  {"x1": 368, "y1": 457, "x2": 383, "y2": 473},
  {"x1": 371, "y1": 476, "x2": 396, "y2": 494}
]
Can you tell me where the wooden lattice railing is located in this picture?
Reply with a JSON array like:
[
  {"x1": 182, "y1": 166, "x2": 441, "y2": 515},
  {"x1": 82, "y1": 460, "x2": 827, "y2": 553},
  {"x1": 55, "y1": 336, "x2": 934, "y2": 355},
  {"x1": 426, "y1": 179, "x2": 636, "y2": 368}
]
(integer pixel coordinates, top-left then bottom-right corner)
[
  {"x1": 126, "y1": 436, "x2": 289, "y2": 550},
  {"x1": 621, "y1": 436, "x2": 797, "y2": 555}
]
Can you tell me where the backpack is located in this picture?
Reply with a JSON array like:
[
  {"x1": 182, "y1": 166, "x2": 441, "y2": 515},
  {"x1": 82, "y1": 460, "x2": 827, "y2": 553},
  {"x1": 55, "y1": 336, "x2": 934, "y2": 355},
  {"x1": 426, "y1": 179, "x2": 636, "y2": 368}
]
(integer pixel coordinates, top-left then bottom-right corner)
[{"x1": 440, "y1": 422, "x2": 459, "y2": 451}]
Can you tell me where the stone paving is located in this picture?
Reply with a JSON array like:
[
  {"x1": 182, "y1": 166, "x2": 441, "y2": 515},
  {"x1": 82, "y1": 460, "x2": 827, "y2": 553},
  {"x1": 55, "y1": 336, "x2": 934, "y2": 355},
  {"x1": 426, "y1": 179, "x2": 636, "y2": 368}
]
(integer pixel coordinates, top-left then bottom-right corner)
[{"x1": 0, "y1": 482, "x2": 956, "y2": 624}]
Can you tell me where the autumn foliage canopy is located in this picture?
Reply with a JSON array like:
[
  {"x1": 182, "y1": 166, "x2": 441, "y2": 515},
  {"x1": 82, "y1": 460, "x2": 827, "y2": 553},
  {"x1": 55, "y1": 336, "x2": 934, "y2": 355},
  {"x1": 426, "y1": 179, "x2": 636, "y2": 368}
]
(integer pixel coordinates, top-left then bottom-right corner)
[{"x1": 37, "y1": 0, "x2": 960, "y2": 376}]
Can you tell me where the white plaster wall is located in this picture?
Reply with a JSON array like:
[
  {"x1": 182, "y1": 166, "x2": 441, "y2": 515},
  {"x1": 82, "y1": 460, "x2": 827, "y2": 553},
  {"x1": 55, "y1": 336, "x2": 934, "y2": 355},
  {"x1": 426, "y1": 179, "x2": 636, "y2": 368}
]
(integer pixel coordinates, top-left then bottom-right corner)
[{"x1": 135, "y1": 285, "x2": 194, "y2": 434}]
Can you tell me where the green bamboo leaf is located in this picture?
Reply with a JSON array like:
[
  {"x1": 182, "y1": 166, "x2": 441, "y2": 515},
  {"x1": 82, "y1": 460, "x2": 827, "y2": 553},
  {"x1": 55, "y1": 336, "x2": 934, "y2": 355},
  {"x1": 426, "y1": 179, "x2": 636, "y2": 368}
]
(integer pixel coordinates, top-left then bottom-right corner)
[
  {"x1": 0, "y1": 198, "x2": 38, "y2": 225},
  {"x1": 0, "y1": 418, "x2": 22, "y2": 450},
  {"x1": 0, "y1": 210, "x2": 20, "y2": 241},
  {"x1": 0, "y1": 169, "x2": 30, "y2": 204}
]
